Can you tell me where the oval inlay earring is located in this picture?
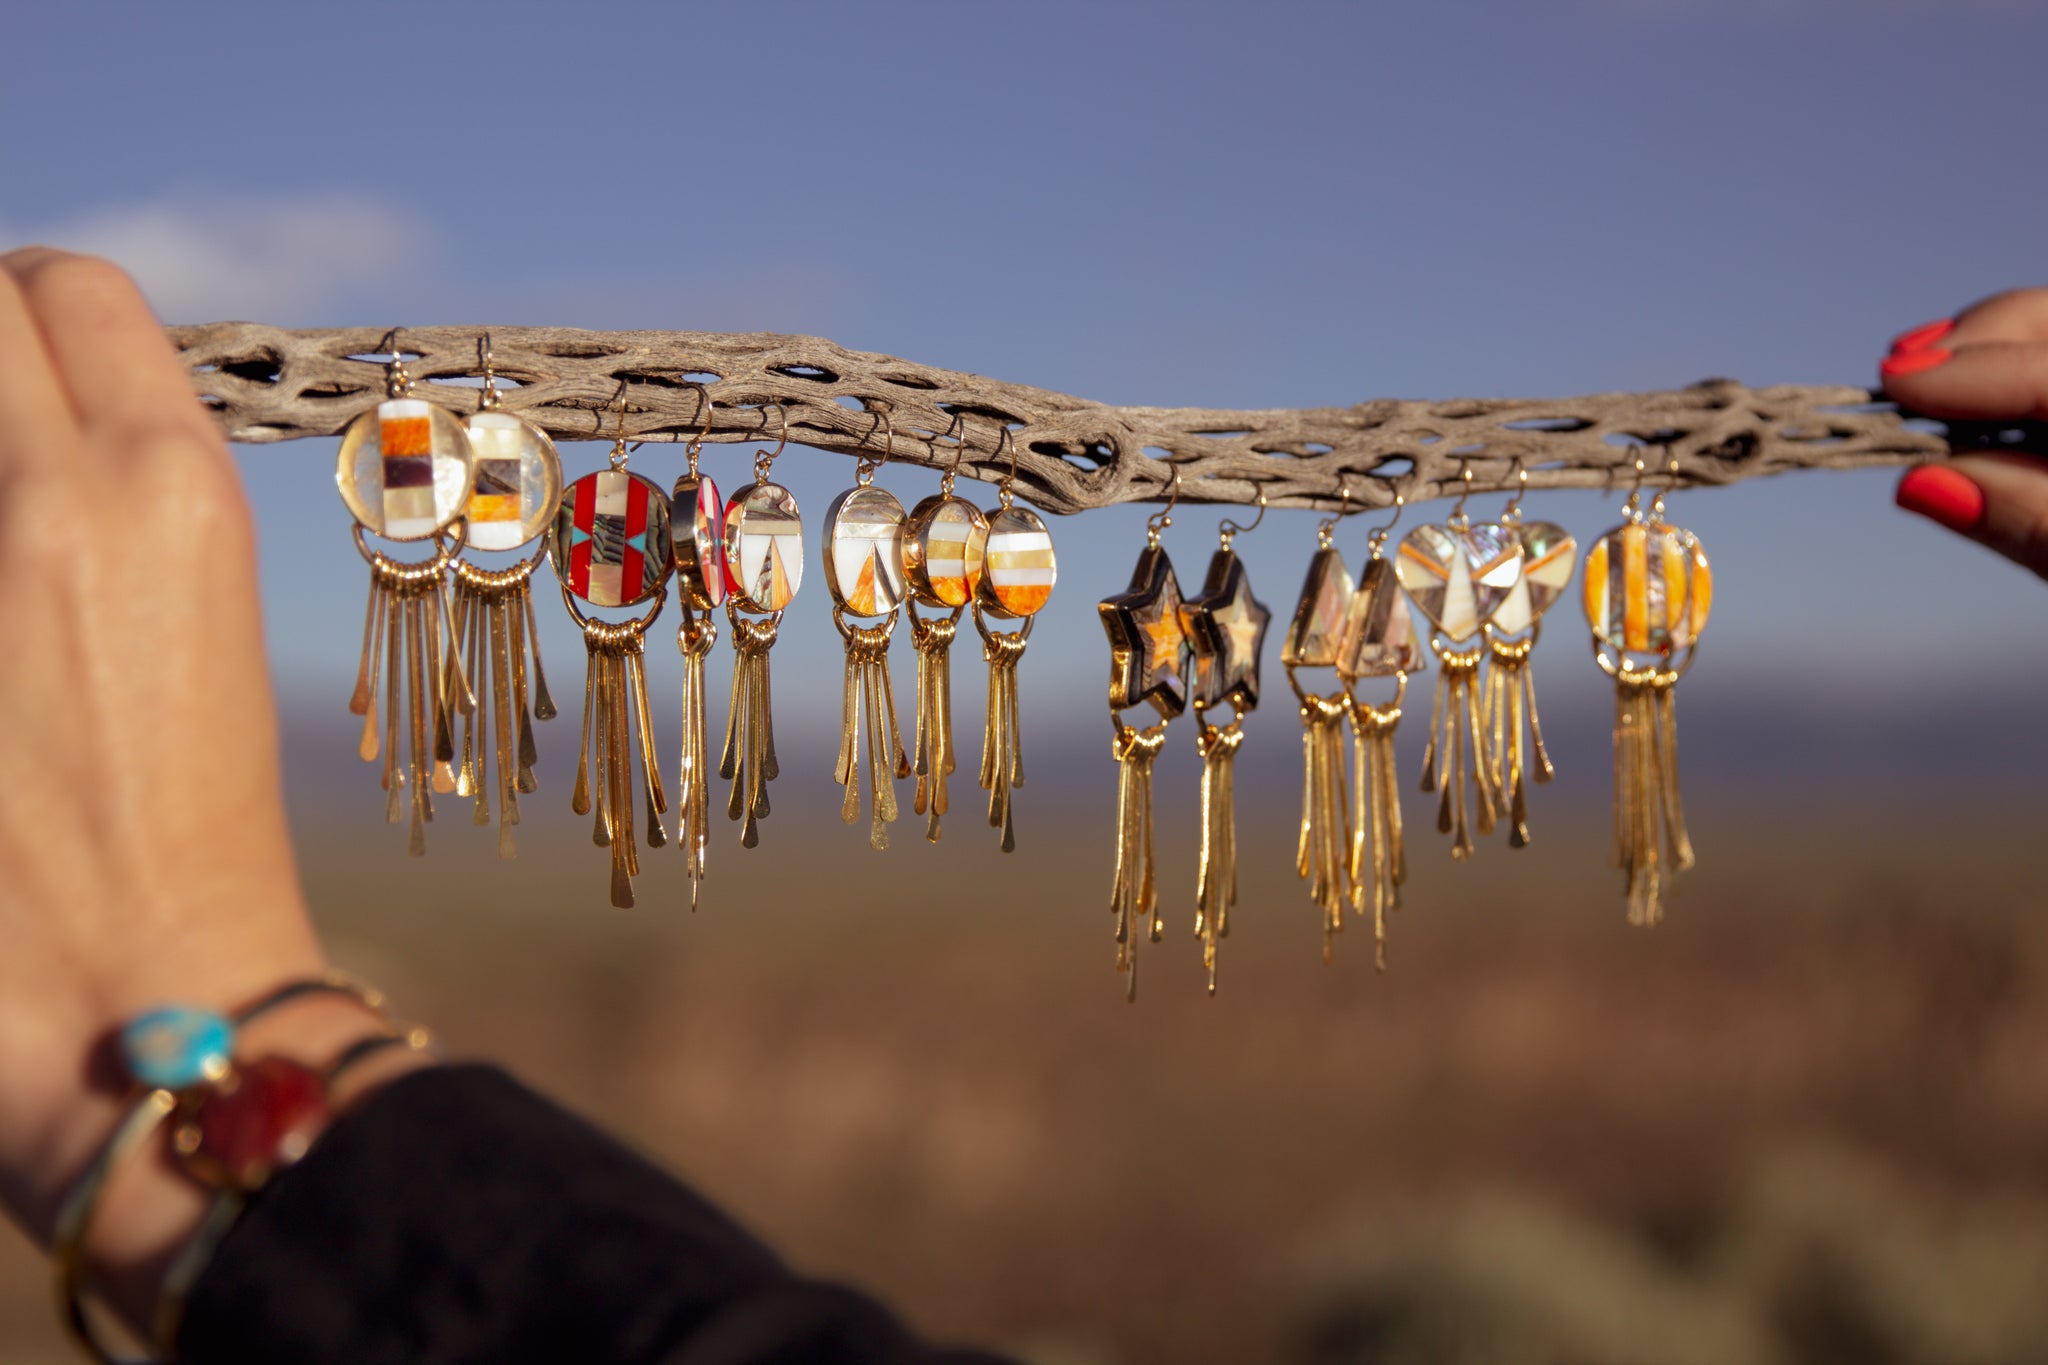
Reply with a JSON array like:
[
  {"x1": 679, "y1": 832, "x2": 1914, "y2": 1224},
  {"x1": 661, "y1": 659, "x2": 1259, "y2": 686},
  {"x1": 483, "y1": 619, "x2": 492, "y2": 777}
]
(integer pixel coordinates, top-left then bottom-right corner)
[
  {"x1": 973, "y1": 429, "x2": 1055, "y2": 852},
  {"x1": 1281, "y1": 480, "x2": 1360, "y2": 960},
  {"x1": 1335, "y1": 492, "x2": 1422, "y2": 968},
  {"x1": 548, "y1": 392, "x2": 674, "y2": 907},
  {"x1": 1583, "y1": 449, "x2": 1710, "y2": 925},
  {"x1": 1393, "y1": 462, "x2": 1524, "y2": 859},
  {"x1": 447, "y1": 334, "x2": 564, "y2": 859},
  {"x1": 337, "y1": 331, "x2": 476, "y2": 855},
  {"x1": 1180, "y1": 489, "x2": 1271, "y2": 993},
  {"x1": 1480, "y1": 461, "x2": 1576, "y2": 848},
  {"x1": 823, "y1": 413, "x2": 912, "y2": 850},
  {"x1": 901, "y1": 415, "x2": 989, "y2": 843},
  {"x1": 669, "y1": 390, "x2": 726, "y2": 908},
  {"x1": 720, "y1": 404, "x2": 801, "y2": 848},
  {"x1": 1098, "y1": 466, "x2": 1189, "y2": 1001}
]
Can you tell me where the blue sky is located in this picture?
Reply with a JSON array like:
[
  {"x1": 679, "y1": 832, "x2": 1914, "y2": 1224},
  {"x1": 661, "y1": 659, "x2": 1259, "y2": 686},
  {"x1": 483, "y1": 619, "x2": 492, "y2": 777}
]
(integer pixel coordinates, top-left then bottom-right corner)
[{"x1": 8, "y1": 1, "x2": 2048, "y2": 803}]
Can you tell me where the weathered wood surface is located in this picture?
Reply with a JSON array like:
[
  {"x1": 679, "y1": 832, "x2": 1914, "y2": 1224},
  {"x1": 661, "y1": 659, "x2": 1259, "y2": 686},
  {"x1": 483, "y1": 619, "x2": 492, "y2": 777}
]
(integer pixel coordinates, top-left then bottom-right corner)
[{"x1": 168, "y1": 323, "x2": 1964, "y2": 515}]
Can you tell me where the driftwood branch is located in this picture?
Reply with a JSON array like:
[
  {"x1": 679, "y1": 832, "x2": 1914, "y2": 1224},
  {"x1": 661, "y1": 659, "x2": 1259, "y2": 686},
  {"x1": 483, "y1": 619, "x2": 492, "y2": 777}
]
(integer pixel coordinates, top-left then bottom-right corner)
[{"x1": 169, "y1": 323, "x2": 1972, "y2": 516}]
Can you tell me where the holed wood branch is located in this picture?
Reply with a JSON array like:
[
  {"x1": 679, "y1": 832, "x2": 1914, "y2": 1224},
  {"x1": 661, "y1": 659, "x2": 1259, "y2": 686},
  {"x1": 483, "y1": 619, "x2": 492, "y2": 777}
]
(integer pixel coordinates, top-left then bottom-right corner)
[{"x1": 169, "y1": 323, "x2": 1981, "y2": 515}]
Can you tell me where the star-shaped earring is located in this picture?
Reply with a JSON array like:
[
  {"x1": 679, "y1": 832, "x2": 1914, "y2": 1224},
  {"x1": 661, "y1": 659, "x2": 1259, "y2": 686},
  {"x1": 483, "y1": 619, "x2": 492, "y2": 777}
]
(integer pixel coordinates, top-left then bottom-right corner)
[
  {"x1": 1099, "y1": 543, "x2": 1189, "y2": 718},
  {"x1": 1182, "y1": 548, "x2": 1271, "y2": 714}
]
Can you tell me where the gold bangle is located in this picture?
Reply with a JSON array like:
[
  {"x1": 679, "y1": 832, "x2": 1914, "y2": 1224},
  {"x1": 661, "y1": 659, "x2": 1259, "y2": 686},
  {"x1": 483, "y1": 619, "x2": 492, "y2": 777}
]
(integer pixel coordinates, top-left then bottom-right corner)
[
  {"x1": 149, "y1": 1021, "x2": 437, "y2": 1358},
  {"x1": 51, "y1": 971, "x2": 398, "y2": 1365}
]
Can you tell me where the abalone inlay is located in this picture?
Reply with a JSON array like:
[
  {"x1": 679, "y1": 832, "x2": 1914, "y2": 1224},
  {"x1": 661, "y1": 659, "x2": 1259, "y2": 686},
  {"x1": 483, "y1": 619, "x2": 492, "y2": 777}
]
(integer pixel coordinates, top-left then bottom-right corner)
[
  {"x1": 1394, "y1": 523, "x2": 1523, "y2": 641},
  {"x1": 336, "y1": 397, "x2": 473, "y2": 542},
  {"x1": 978, "y1": 506, "x2": 1056, "y2": 618},
  {"x1": 1336, "y1": 557, "x2": 1421, "y2": 680},
  {"x1": 1488, "y1": 521, "x2": 1578, "y2": 637},
  {"x1": 904, "y1": 495, "x2": 989, "y2": 608},
  {"x1": 824, "y1": 486, "x2": 908, "y2": 617},
  {"x1": 1281, "y1": 547, "x2": 1353, "y2": 668},
  {"x1": 462, "y1": 410, "x2": 562, "y2": 552},
  {"x1": 670, "y1": 472, "x2": 728, "y2": 610},
  {"x1": 723, "y1": 482, "x2": 804, "y2": 613},
  {"x1": 1582, "y1": 523, "x2": 1712, "y2": 657},
  {"x1": 550, "y1": 469, "x2": 674, "y2": 608}
]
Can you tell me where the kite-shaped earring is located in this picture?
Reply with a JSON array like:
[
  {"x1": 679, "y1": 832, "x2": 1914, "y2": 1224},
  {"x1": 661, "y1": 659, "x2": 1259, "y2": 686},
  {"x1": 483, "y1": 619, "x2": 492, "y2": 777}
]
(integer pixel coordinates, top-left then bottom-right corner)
[
  {"x1": 549, "y1": 395, "x2": 673, "y2": 907},
  {"x1": 1335, "y1": 494, "x2": 1422, "y2": 968},
  {"x1": 669, "y1": 390, "x2": 727, "y2": 908},
  {"x1": 337, "y1": 332, "x2": 476, "y2": 855},
  {"x1": 1281, "y1": 482, "x2": 1359, "y2": 961},
  {"x1": 1098, "y1": 468, "x2": 1190, "y2": 1000},
  {"x1": 823, "y1": 413, "x2": 912, "y2": 850},
  {"x1": 1584, "y1": 451, "x2": 1711, "y2": 925},
  {"x1": 1394, "y1": 463, "x2": 1524, "y2": 860},
  {"x1": 1180, "y1": 491, "x2": 1272, "y2": 993},
  {"x1": 1480, "y1": 462, "x2": 1577, "y2": 848},
  {"x1": 448, "y1": 334, "x2": 563, "y2": 858},
  {"x1": 902, "y1": 416, "x2": 990, "y2": 843}
]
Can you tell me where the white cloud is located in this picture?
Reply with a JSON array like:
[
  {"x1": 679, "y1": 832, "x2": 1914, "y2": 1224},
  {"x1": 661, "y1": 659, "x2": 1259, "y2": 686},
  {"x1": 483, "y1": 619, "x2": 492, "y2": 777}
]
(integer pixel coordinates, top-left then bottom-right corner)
[{"x1": 0, "y1": 192, "x2": 424, "y2": 322}]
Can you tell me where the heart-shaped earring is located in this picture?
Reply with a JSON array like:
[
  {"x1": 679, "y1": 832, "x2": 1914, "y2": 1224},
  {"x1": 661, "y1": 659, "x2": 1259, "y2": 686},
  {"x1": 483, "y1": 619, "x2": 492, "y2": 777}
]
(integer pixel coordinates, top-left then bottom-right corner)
[
  {"x1": 1393, "y1": 464, "x2": 1524, "y2": 859},
  {"x1": 1480, "y1": 463, "x2": 1577, "y2": 849}
]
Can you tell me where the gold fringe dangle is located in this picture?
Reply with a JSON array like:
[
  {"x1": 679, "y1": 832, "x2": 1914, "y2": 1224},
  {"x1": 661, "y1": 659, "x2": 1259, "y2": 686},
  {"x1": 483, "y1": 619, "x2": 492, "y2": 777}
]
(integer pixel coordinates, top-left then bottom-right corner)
[
  {"x1": 721, "y1": 605, "x2": 782, "y2": 849},
  {"x1": 1608, "y1": 659, "x2": 1696, "y2": 925},
  {"x1": 975, "y1": 609, "x2": 1033, "y2": 853},
  {"x1": 349, "y1": 537, "x2": 469, "y2": 857},
  {"x1": 676, "y1": 605, "x2": 718, "y2": 909},
  {"x1": 1296, "y1": 693, "x2": 1352, "y2": 959},
  {"x1": 1419, "y1": 638, "x2": 1498, "y2": 859},
  {"x1": 1346, "y1": 692, "x2": 1406, "y2": 967},
  {"x1": 1193, "y1": 718, "x2": 1242, "y2": 989},
  {"x1": 908, "y1": 604, "x2": 960, "y2": 842},
  {"x1": 1109, "y1": 719, "x2": 1169, "y2": 1002},
  {"x1": 570, "y1": 611, "x2": 667, "y2": 909},
  {"x1": 449, "y1": 556, "x2": 553, "y2": 858},
  {"x1": 833, "y1": 607, "x2": 911, "y2": 851}
]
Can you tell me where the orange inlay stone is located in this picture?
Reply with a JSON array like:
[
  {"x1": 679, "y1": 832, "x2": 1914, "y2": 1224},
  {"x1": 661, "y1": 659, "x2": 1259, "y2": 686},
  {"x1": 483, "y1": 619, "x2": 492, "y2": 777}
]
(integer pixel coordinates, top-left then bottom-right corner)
[
  {"x1": 994, "y1": 583, "x2": 1052, "y2": 615},
  {"x1": 1620, "y1": 523, "x2": 1649, "y2": 653},
  {"x1": 1581, "y1": 538, "x2": 1609, "y2": 637},
  {"x1": 380, "y1": 416, "x2": 432, "y2": 458}
]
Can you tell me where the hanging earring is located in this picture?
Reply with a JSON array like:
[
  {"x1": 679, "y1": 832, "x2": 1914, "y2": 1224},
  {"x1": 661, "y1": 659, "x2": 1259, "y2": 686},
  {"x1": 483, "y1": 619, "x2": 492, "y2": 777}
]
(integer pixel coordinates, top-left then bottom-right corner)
[
  {"x1": 337, "y1": 333, "x2": 476, "y2": 855},
  {"x1": 1281, "y1": 481, "x2": 1358, "y2": 961},
  {"x1": 973, "y1": 429, "x2": 1056, "y2": 852},
  {"x1": 1394, "y1": 463, "x2": 1523, "y2": 859},
  {"x1": 549, "y1": 392, "x2": 673, "y2": 907},
  {"x1": 446, "y1": 334, "x2": 563, "y2": 858},
  {"x1": 1584, "y1": 450, "x2": 1711, "y2": 925},
  {"x1": 1180, "y1": 490, "x2": 1271, "y2": 993},
  {"x1": 902, "y1": 415, "x2": 990, "y2": 842},
  {"x1": 824, "y1": 413, "x2": 912, "y2": 850},
  {"x1": 1099, "y1": 468, "x2": 1189, "y2": 1001},
  {"x1": 1480, "y1": 462, "x2": 1577, "y2": 848},
  {"x1": 669, "y1": 389, "x2": 726, "y2": 908},
  {"x1": 1336, "y1": 493, "x2": 1421, "y2": 969},
  {"x1": 721, "y1": 404, "x2": 801, "y2": 848}
]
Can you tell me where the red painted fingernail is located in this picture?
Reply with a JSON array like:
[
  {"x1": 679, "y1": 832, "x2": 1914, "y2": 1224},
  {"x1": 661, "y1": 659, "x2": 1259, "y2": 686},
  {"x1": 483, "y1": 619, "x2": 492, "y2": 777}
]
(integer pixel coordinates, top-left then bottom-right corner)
[
  {"x1": 1889, "y1": 317, "x2": 1955, "y2": 354},
  {"x1": 1880, "y1": 346, "x2": 1952, "y2": 378},
  {"x1": 1896, "y1": 465, "x2": 1984, "y2": 534}
]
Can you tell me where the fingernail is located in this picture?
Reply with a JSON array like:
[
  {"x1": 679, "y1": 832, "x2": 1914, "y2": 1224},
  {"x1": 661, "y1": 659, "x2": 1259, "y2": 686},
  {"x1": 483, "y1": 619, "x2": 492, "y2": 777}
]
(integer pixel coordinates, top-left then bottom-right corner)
[
  {"x1": 1896, "y1": 465, "x2": 1984, "y2": 533},
  {"x1": 1881, "y1": 346, "x2": 1952, "y2": 378},
  {"x1": 1889, "y1": 317, "x2": 1955, "y2": 354}
]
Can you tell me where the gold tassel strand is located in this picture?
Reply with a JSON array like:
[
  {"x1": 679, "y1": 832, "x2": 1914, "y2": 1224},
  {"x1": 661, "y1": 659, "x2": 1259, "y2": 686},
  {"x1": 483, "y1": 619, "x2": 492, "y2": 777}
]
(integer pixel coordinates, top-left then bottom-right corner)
[
  {"x1": 1483, "y1": 631, "x2": 1547, "y2": 848},
  {"x1": 832, "y1": 608, "x2": 910, "y2": 851},
  {"x1": 349, "y1": 547, "x2": 463, "y2": 856},
  {"x1": 1419, "y1": 639, "x2": 1497, "y2": 859},
  {"x1": 721, "y1": 606, "x2": 782, "y2": 849},
  {"x1": 450, "y1": 557, "x2": 550, "y2": 857},
  {"x1": 1110, "y1": 720, "x2": 1169, "y2": 1003},
  {"x1": 570, "y1": 615, "x2": 665, "y2": 907},
  {"x1": 676, "y1": 606, "x2": 717, "y2": 910},
  {"x1": 908, "y1": 605, "x2": 960, "y2": 842},
  {"x1": 975, "y1": 611, "x2": 1033, "y2": 853},
  {"x1": 1297, "y1": 693, "x2": 1352, "y2": 960},
  {"x1": 1347, "y1": 690, "x2": 1407, "y2": 969},
  {"x1": 1193, "y1": 718, "x2": 1242, "y2": 991}
]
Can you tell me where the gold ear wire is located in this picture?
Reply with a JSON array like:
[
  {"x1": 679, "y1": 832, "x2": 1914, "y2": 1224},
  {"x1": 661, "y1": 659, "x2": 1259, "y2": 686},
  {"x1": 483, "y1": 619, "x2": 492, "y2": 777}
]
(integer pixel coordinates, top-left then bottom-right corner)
[
  {"x1": 1217, "y1": 487, "x2": 1266, "y2": 551},
  {"x1": 1501, "y1": 458, "x2": 1528, "y2": 522},
  {"x1": 476, "y1": 333, "x2": 499, "y2": 411},
  {"x1": 996, "y1": 427, "x2": 1020, "y2": 509},
  {"x1": 1449, "y1": 460, "x2": 1476, "y2": 524},
  {"x1": 1145, "y1": 465, "x2": 1183, "y2": 545},
  {"x1": 1316, "y1": 474, "x2": 1360, "y2": 547},
  {"x1": 754, "y1": 402, "x2": 788, "y2": 482},
  {"x1": 606, "y1": 380, "x2": 632, "y2": 470},
  {"x1": 682, "y1": 383, "x2": 714, "y2": 476},
  {"x1": 940, "y1": 413, "x2": 969, "y2": 498}
]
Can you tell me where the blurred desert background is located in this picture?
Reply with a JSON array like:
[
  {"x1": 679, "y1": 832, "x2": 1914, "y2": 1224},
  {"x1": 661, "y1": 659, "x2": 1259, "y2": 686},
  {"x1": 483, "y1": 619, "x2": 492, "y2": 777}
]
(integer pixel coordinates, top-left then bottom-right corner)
[{"x1": 15, "y1": 4, "x2": 2048, "y2": 1362}]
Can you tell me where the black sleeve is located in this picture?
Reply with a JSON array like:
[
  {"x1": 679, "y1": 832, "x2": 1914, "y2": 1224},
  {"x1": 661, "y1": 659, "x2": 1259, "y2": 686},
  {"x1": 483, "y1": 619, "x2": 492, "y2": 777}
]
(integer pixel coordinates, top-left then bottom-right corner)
[{"x1": 177, "y1": 1064, "x2": 1016, "y2": 1365}]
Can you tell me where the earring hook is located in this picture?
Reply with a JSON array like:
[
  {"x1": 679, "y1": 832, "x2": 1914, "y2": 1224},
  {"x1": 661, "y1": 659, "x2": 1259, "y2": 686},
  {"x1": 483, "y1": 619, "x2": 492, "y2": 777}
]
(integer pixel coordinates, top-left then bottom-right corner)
[
  {"x1": 378, "y1": 327, "x2": 411, "y2": 398},
  {"x1": 755, "y1": 402, "x2": 789, "y2": 482},
  {"x1": 682, "y1": 383, "x2": 714, "y2": 477},
  {"x1": 1145, "y1": 465, "x2": 1182, "y2": 546},
  {"x1": 1649, "y1": 445, "x2": 1681, "y2": 523},
  {"x1": 476, "y1": 333, "x2": 499, "y2": 411},
  {"x1": 856, "y1": 407, "x2": 891, "y2": 488},
  {"x1": 996, "y1": 427, "x2": 1020, "y2": 510},
  {"x1": 940, "y1": 412, "x2": 969, "y2": 499},
  {"x1": 607, "y1": 380, "x2": 633, "y2": 472},
  {"x1": 1501, "y1": 457, "x2": 1528, "y2": 524},
  {"x1": 1449, "y1": 460, "x2": 1476, "y2": 526},
  {"x1": 1365, "y1": 489, "x2": 1405, "y2": 559},
  {"x1": 1217, "y1": 487, "x2": 1266, "y2": 551},
  {"x1": 1316, "y1": 474, "x2": 1359, "y2": 548}
]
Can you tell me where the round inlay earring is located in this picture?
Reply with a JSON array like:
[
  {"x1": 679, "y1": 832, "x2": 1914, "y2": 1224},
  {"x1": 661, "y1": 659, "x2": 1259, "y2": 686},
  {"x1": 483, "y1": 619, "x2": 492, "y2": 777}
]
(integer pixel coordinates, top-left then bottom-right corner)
[
  {"x1": 720, "y1": 404, "x2": 801, "y2": 848},
  {"x1": 1335, "y1": 491, "x2": 1422, "y2": 969},
  {"x1": 823, "y1": 412, "x2": 912, "y2": 851},
  {"x1": 1179, "y1": 490, "x2": 1272, "y2": 993},
  {"x1": 1480, "y1": 461, "x2": 1577, "y2": 849},
  {"x1": 548, "y1": 391, "x2": 675, "y2": 908},
  {"x1": 447, "y1": 334, "x2": 565, "y2": 859},
  {"x1": 668, "y1": 389, "x2": 727, "y2": 909},
  {"x1": 1583, "y1": 449, "x2": 1711, "y2": 926},
  {"x1": 1393, "y1": 461, "x2": 1525, "y2": 860},
  {"x1": 972, "y1": 430, "x2": 1056, "y2": 853},
  {"x1": 901, "y1": 416, "x2": 990, "y2": 843},
  {"x1": 337, "y1": 331, "x2": 476, "y2": 855},
  {"x1": 1097, "y1": 466, "x2": 1190, "y2": 1001}
]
